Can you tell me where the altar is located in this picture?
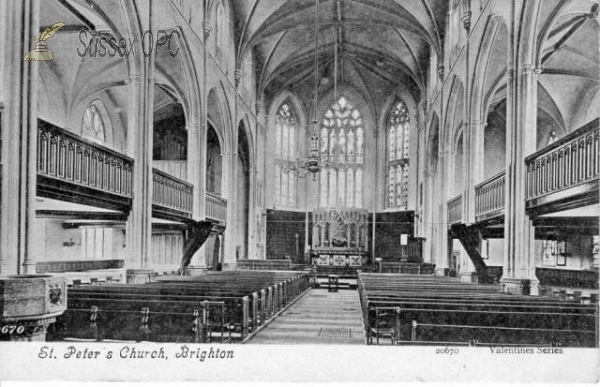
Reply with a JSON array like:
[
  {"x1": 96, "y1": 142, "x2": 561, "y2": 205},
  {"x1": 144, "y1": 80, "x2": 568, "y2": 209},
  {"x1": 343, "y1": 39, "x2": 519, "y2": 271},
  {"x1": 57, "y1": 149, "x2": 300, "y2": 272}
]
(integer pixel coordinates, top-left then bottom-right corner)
[{"x1": 311, "y1": 207, "x2": 369, "y2": 267}]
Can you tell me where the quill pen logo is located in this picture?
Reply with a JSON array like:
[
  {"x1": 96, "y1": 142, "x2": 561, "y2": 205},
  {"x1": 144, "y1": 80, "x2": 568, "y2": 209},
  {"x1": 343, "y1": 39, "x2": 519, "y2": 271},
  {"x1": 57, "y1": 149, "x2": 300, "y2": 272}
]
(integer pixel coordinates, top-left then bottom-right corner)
[{"x1": 24, "y1": 22, "x2": 66, "y2": 61}]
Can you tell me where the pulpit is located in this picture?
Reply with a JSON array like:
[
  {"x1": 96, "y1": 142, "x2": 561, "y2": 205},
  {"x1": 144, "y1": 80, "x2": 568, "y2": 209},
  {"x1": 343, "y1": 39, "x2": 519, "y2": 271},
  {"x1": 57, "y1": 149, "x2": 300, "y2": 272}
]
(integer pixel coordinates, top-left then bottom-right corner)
[{"x1": 311, "y1": 207, "x2": 369, "y2": 267}]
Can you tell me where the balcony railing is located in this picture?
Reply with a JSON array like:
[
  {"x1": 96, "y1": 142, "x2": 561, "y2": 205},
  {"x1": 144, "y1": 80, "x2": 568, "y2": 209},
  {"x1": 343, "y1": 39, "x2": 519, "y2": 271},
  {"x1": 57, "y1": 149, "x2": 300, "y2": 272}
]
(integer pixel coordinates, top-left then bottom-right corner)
[
  {"x1": 205, "y1": 191, "x2": 227, "y2": 223},
  {"x1": 475, "y1": 171, "x2": 505, "y2": 221},
  {"x1": 526, "y1": 119, "x2": 599, "y2": 203},
  {"x1": 153, "y1": 160, "x2": 187, "y2": 181},
  {"x1": 38, "y1": 121, "x2": 134, "y2": 202},
  {"x1": 447, "y1": 194, "x2": 463, "y2": 225},
  {"x1": 152, "y1": 168, "x2": 193, "y2": 217}
]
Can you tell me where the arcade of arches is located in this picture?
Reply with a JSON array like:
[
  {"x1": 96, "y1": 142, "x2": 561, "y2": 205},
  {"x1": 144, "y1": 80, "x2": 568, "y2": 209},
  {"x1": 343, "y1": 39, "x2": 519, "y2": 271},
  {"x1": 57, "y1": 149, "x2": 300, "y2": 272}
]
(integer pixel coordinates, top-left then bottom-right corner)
[{"x1": 0, "y1": 1, "x2": 598, "y2": 299}]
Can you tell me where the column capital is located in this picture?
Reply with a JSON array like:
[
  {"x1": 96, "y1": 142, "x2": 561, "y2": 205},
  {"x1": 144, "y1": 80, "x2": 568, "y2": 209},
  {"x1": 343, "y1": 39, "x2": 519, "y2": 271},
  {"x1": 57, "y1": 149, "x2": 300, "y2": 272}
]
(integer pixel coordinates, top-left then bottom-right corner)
[
  {"x1": 437, "y1": 65, "x2": 445, "y2": 81},
  {"x1": 202, "y1": 21, "x2": 212, "y2": 41},
  {"x1": 461, "y1": 11, "x2": 472, "y2": 32},
  {"x1": 234, "y1": 69, "x2": 242, "y2": 89},
  {"x1": 521, "y1": 63, "x2": 536, "y2": 74},
  {"x1": 126, "y1": 75, "x2": 141, "y2": 84},
  {"x1": 469, "y1": 120, "x2": 487, "y2": 128}
]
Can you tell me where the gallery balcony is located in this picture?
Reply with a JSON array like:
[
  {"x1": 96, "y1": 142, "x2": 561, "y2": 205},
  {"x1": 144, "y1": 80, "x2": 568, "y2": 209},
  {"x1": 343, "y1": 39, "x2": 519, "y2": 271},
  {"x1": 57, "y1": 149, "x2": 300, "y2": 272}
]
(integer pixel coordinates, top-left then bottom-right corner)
[
  {"x1": 38, "y1": 121, "x2": 195, "y2": 221},
  {"x1": 447, "y1": 194, "x2": 463, "y2": 225},
  {"x1": 205, "y1": 191, "x2": 227, "y2": 224},
  {"x1": 152, "y1": 168, "x2": 194, "y2": 220},
  {"x1": 525, "y1": 118, "x2": 599, "y2": 215},
  {"x1": 37, "y1": 120, "x2": 134, "y2": 211},
  {"x1": 475, "y1": 171, "x2": 505, "y2": 223}
]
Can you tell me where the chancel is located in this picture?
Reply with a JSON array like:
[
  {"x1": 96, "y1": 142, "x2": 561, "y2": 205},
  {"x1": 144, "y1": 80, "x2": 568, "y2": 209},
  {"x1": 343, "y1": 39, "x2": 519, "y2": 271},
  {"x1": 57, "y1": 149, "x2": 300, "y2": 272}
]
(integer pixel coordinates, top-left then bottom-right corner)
[{"x1": 0, "y1": 0, "x2": 598, "y2": 348}]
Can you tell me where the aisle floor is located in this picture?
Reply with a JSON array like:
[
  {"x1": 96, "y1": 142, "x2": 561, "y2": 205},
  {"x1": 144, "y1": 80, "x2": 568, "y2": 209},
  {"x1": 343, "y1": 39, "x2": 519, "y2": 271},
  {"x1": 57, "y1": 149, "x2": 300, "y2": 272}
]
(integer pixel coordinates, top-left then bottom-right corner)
[{"x1": 248, "y1": 288, "x2": 365, "y2": 345}]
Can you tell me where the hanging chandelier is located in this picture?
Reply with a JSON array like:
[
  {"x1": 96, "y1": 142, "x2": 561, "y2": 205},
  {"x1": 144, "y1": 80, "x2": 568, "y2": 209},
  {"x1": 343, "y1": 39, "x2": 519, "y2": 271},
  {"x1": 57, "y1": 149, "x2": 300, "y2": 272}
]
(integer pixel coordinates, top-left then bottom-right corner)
[
  {"x1": 284, "y1": 0, "x2": 322, "y2": 179},
  {"x1": 305, "y1": 0, "x2": 322, "y2": 177}
]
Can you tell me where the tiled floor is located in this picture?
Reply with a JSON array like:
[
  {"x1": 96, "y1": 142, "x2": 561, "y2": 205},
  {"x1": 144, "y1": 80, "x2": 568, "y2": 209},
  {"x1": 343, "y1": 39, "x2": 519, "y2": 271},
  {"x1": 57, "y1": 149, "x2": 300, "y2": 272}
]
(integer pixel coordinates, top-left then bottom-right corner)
[{"x1": 248, "y1": 288, "x2": 366, "y2": 345}]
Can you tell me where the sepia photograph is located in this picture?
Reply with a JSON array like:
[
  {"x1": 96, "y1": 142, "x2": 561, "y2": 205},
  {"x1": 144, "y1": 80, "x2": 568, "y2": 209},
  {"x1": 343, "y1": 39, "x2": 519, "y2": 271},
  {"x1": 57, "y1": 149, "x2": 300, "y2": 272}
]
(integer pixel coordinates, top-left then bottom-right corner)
[{"x1": 0, "y1": 0, "x2": 599, "y2": 383}]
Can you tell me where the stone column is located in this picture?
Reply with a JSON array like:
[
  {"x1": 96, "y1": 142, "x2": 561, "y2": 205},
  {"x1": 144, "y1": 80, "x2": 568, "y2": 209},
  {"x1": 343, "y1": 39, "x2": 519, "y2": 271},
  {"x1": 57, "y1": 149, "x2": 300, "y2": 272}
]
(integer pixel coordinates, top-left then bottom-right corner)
[
  {"x1": 199, "y1": 17, "x2": 211, "y2": 221},
  {"x1": 126, "y1": 3, "x2": 154, "y2": 272},
  {"x1": 435, "y1": 122, "x2": 452, "y2": 275},
  {"x1": 501, "y1": 65, "x2": 540, "y2": 294},
  {"x1": 189, "y1": 14, "x2": 211, "y2": 270},
  {"x1": 0, "y1": 0, "x2": 40, "y2": 275},
  {"x1": 223, "y1": 70, "x2": 241, "y2": 268}
]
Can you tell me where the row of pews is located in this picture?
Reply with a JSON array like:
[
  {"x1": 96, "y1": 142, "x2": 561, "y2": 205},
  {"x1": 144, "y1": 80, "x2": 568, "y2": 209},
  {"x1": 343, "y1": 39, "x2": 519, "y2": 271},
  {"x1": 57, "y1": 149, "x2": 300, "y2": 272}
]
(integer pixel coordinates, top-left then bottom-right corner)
[
  {"x1": 357, "y1": 273, "x2": 598, "y2": 347},
  {"x1": 49, "y1": 271, "x2": 310, "y2": 343}
]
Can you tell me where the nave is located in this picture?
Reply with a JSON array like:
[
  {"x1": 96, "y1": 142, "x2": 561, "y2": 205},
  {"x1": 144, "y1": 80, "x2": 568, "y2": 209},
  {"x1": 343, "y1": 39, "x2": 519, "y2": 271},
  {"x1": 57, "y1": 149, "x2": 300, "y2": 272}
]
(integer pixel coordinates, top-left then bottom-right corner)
[
  {"x1": 0, "y1": 0, "x2": 598, "y2": 356},
  {"x1": 39, "y1": 269, "x2": 597, "y2": 348},
  {"x1": 247, "y1": 288, "x2": 364, "y2": 345}
]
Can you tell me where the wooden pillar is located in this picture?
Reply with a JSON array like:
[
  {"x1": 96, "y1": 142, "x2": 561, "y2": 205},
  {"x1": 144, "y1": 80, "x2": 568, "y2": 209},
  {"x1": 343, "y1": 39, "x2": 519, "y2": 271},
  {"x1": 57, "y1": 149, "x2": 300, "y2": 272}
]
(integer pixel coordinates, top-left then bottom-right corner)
[
  {"x1": 267, "y1": 285, "x2": 273, "y2": 317},
  {"x1": 252, "y1": 292, "x2": 258, "y2": 329},
  {"x1": 241, "y1": 296, "x2": 249, "y2": 339},
  {"x1": 260, "y1": 288, "x2": 266, "y2": 323}
]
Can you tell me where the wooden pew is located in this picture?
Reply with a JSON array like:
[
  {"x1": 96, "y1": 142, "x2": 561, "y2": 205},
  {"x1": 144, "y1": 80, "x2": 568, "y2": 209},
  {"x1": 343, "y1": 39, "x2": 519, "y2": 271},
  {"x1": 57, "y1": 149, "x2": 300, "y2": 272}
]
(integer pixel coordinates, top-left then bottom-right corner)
[
  {"x1": 49, "y1": 271, "x2": 310, "y2": 343},
  {"x1": 358, "y1": 273, "x2": 598, "y2": 347}
]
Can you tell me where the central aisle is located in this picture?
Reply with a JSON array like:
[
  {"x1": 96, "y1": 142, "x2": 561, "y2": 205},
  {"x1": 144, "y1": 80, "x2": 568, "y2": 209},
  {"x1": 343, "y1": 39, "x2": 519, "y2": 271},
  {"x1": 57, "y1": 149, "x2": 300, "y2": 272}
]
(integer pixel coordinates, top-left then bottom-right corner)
[{"x1": 247, "y1": 288, "x2": 365, "y2": 345}]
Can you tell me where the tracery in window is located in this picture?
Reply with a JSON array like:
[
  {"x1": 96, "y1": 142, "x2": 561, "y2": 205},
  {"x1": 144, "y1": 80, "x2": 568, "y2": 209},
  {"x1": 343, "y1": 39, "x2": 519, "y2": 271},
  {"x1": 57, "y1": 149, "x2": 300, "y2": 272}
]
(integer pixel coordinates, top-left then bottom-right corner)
[
  {"x1": 82, "y1": 104, "x2": 105, "y2": 142},
  {"x1": 274, "y1": 102, "x2": 298, "y2": 207},
  {"x1": 547, "y1": 130, "x2": 558, "y2": 145},
  {"x1": 387, "y1": 100, "x2": 410, "y2": 209},
  {"x1": 319, "y1": 96, "x2": 364, "y2": 208}
]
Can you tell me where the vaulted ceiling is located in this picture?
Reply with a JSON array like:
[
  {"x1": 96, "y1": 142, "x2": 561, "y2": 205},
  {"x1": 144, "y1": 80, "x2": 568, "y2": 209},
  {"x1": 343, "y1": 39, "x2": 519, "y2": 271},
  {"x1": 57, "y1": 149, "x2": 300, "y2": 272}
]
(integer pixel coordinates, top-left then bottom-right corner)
[{"x1": 231, "y1": 0, "x2": 448, "y2": 107}]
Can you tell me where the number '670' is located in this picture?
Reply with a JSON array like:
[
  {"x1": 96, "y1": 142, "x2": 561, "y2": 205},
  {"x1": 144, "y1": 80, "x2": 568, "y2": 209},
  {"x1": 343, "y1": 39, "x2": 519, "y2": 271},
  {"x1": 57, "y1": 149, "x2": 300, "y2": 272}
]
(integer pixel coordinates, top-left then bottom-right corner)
[{"x1": 1, "y1": 325, "x2": 25, "y2": 334}]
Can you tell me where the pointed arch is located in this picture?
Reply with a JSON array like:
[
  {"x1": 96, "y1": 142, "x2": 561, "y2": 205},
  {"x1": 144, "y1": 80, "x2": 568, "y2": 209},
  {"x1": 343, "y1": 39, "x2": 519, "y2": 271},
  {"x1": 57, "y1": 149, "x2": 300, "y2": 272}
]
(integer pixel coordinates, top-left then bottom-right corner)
[
  {"x1": 207, "y1": 84, "x2": 233, "y2": 156},
  {"x1": 445, "y1": 76, "x2": 464, "y2": 138},
  {"x1": 470, "y1": 15, "x2": 509, "y2": 121}
]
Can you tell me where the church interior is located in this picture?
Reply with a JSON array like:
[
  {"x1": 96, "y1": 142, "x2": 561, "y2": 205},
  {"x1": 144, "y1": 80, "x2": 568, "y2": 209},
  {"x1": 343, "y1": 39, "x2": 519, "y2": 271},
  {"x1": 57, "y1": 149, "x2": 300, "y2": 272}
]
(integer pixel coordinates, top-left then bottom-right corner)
[{"x1": 0, "y1": 0, "x2": 598, "y2": 347}]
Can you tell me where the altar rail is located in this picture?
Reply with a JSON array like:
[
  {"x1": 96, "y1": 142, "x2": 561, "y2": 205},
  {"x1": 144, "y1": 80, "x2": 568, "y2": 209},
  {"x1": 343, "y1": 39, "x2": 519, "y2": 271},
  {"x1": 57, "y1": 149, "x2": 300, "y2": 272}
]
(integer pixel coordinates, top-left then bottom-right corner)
[
  {"x1": 447, "y1": 194, "x2": 463, "y2": 225},
  {"x1": 237, "y1": 259, "x2": 291, "y2": 271},
  {"x1": 475, "y1": 172, "x2": 505, "y2": 221},
  {"x1": 37, "y1": 121, "x2": 133, "y2": 209},
  {"x1": 525, "y1": 119, "x2": 599, "y2": 206},
  {"x1": 206, "y1": 191, "x2": 227, "y2": 223},
  {"x1": 152, "y1": 168, "x2": 194, "y2": 218},
  {"x1": 536, "y1": 268, "x2": 599, "y2": 289},
  {"x1": 377, "y1": 262, "x2": 436, "y2": 275}
]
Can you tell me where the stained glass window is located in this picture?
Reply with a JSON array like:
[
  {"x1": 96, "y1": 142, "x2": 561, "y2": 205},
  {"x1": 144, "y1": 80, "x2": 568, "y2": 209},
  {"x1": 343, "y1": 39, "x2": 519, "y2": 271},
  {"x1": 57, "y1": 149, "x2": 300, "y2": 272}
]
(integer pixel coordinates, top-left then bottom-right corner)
[
  {"x1": 273, "y1": 102, "x2": 298, "y2": 207},
  {"x1": 82, "y1": 104, "x2": 105, "y2": 142},
  {"x1": 319, "y1": 96, "x2": 364, "y2": 208},
  {"x1": 387, "y1": 100, "x2": 410, "y2": 209}
]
